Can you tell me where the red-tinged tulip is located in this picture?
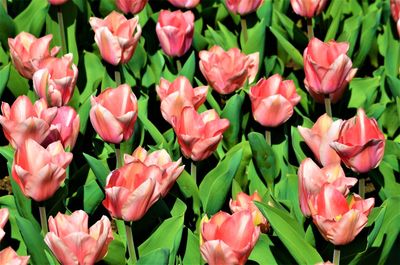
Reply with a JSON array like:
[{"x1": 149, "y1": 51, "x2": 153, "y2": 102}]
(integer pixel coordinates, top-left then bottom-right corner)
[
  {"x1": 90, "y1": 84, "x2": 138, "y2": 144},
  {"x1": 12, "y1": 139, "x2": 73, "y2": 202},
  {"x1": 0, "y1": 208, "x2": 9, "y2": 241},
  {"x1": 156, "y1": 10, "x2": 194, "y2": 57},
  {"x1": 48, "y1": 0, "x2": 68, "y2": 5},
  {"x1": 249, "y1": 74, "x2": 301, "y2": 127},
  {"x1": 330, "y1": 109, "x2": 385, "y2": 173},
  {"x1": 298, "y1": 158, "x2": 357, "y2": 217},
  {"x1": 303, "y1": 38, "x2": 357, "y2": 103},
  {"x1": 33, "y1": 54, "x2": 78, "y2": 107},
  {"x1": 168, "y1": 0, "x2": 200, "y2": 9},
  {"x1": 199, "y1": 45, "x2": 259, "y2": 95},
  {"x1": 298, "y1": 114, "x2": 342, "y2": 166},
  {"x1": 116, "y1": 0, "x2": 148, "y2": 14},
  {"x1": 89, "y1": 11, "x2": 141, "y2": 65},
  {"x1": 290, "y1": 0, "x2": 328, "y2": 18},
  {"x1": 8, "y1": 32, "x2": 60, "y2": 79},
  {"x1": 0, "y1": 247, "x2": 29, "y2": 265},
  {"x1": 310, "y1": 185, "x2": 374, "y2": 245},
  {"x1": 156, "y1": 76, "x2": 208, "y2": 124},
  {"x1": 200, "y1": 211, "x2": 260, "y2": 265},
  {"x1": 391, "y1": 0, "x2": 400, "y2": 36},
  {"x1": 124, "y1": 146, "x2": 184, "y2": 197},
  {"x1": 225, "y1": 0, "x2": 264, "y2": 15},
  {"x1": 45, "y1": 210, "x2": 113, "y2": 265},
  {"x1": 171, "y1": 106, "x2": 230, "y2": 161},
  {"x1": 0, "y1": 96, "x2": 57, "y2": 149},
  {"x1": 102, "y1": 161, "x2": 162, "y2": 221}
]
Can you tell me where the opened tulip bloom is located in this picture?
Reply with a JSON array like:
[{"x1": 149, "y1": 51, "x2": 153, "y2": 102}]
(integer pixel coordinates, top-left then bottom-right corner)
[
  {"x1": 249, "y1": 74, "x2": 301, "y2": 127},
  {"x1": 0, "y1": 247, "x2": 29, "y2": 265},
  {"x1": 0, "y1": 208, "x2": 9, "y2": 241},
  {"x1": 199, "y1": 46, "x2": 259, "y2": 95},
  {"x1": 390, "y1": 0, "x2": 400, "y2": 36},
  {"x1": 45, "y1": 210, "x2": 113, "y2": 265},
  {"x1": 168, "y1": 0, "x2": 200, "y2": 8},
  {"x1": 330, "y1": 109, "x2": 385, "y2": 173},
  {"x1": 290, "y1": 0, "x2": 328, "y2": 18},
  {"x1": 90, "y1": 84, "x2": 138, "y2": 144},
  {"x1": 225, "y1": 0, "x2": 264, "y2": 15},
  {"x1": 89, "y1": 11, "x2": 141, "y2": 65},
  {"x1": 116, "y1": 0, "x2": 148, "y2": 14}
]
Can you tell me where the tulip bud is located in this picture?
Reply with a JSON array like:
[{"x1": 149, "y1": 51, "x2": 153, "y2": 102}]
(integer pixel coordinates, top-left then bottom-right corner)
[
  {"x1": 48, "y1": 0, "x2": 68, "y2": 5},
  {"x1": 116, "y1": 0, "x2": 148, "y2": 14},
  {"x1": 167, "y1": 0, "x2": 200, "y2": 9},
  {"x1": 290, "y1": 0, "x2": 328, "y2": 18},
  {"x1": 225, "y1": 0, "x2": 264, "y2": 15},
  {"x1": 390, "y1": 0, "x2": 400, "y2": 36},
  {"x1": 0, "y1": 247, "x2": 29, "y2": 265}
]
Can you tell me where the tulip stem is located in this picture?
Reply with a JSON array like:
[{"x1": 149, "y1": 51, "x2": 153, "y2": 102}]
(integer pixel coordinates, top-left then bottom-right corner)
[
  {"x1": 241, "y1": 18, "x2": 248, "y2": 43},
  {"x1": 191, "y1": 162, "x2": 197, "y2": 184},
  {"x1": 2, "y1": 0, "x2": 7, "y2": 13},
  {"x1": 115, "y1": 145, "x2": 123, "y2": 168},
  {"x1": 115, "y1": 70, "x2": 121, "y2": 86},
  {"x1": 125, "y1": 222, "x2": 137, "y2": 263},
  {"x1": 333, "y1": 247, "x2": 340, "y2": 265},
  {"x1": 324, "y1": 95, "x2": 332, "y2": 117},
  {"x1": 265, "y1": 130, "x2": 271, "y2": 145},
  {"x1": 176, "y1": 59, "x2": 182, "y2": 73},
  {"x1": 307, "y1": 18, "x2": 314, "y2": 40},
  {"x1": 57, "y1": 7, "x2": 68, "y2": 55},
  {"x1": 39, "y1": 206, "x2": 48, "y2": 235},
  {"x1": 359, "y1": 178, "x2": 365, "y2": 198}
]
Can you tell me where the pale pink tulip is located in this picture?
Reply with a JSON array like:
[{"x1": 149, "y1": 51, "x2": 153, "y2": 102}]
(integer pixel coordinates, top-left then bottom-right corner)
[
  {"x1": 290, "y1": 0, "x2": 328, "y2": 18},
  {"x1": 0, "y1": 208, "x2": 9, "y2": 241},
  {"x1": 225, "y1": 0, "x2": 264, "y2": 15},
  {"x1": 116, "y1": 0, "x2": 148, "y2": 14},
  {"x1": 167, "y1": 0, "x2": 200, "y2": 9},
  {"x1": 48, "y1": 0, "x2": 68, "y2": 5},
  {"x1": 0, "y1": 247, "x2": 29, "y2": 265},
  {"x1": 390, "y1": 0, "x2": 400, "y2": 36}
]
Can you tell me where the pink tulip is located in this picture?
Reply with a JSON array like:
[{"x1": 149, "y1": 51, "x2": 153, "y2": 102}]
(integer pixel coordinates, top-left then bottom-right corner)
[
  {"x1": 167, "y1": 0, "x2": 200, "y2": 9},
  {"x1": 32, "y1": 53, "x2": 78, "y2": 107},
  {"x1": 249, "y1": 74, "x2": 301, "y2": 127},
  {"x1": 102, "y1": 160, "x2": 162, "y2": 221},
  {"x1": 391, "y1": 0, "x2": 400, "y2": 36},
  {"x1": 303, "y1": 38, "x2": 357, "y2": 103},
  {"x1": 124, "y1": 146, "x2": 184, "y2": 197},
  {"x1": 156, "y1": 76, "x2": 208, "y2": 124},
  {"x1": 156, "y1": 10, "x2": 194, "y2": 57},
  {"x1": 45, "y1": 210, "x2": 113, "y2": 265},
  {"x1": 0, "y1": 96, "x2": 57, "y2": 148},
  {"x1": 171, "y1": 106, "x2": 230, "y2": 161},
  {"x1": 225, "y1": 0, "x2": 264, "y2": 15},
  {"x1": 8, "y1": 32, "x2": 60, "y2": 79},
  {"x1": 116, "y1": 0, "x2": 148, "y2": 14},
  {"x1": 12, "y1": 139, "x2": 73, "y2": 202},
  {"x1": 48, "y1": 0, "x2": 68, "y2": 5},
  {"x1": 89, "y1": 11, "x2": 141, "y2": 65},
  {"x1": 90, "y1": 84, "x2": 138, "y2": 144},
  {"x1": 330, "y1": 109, "x2": 385, "y2": 173},
  {"x1": 199, "y1": 46, "x2": 259, "y2": 95},
  {"x1": 298, "y1": 158, "x2": 357, "y2": 217},
  {"x1": 200, "y1": 211, "x2": 260, "y2": 265},
  {"x1": 0, "y1": 247, "x2": 29, "y2": 265},
  {"x1": 0, "y1": 208, "x2": 9, "y2": 241},
  {"x1": 310, "y1": 185, "x2": 374, "y2": 245},
  {"x1": 290, "y1": 0, "x2": 328, "y2": 18},
  {"x1": 298, "y1": 114, "x2": 342, "y2": 166}
]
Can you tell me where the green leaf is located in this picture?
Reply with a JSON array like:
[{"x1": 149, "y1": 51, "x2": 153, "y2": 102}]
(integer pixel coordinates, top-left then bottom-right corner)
[
  {"x1": 179, "y1": 51, "x2": 196, "y2": 82},
  {"x1": 6, "y1": 66, "x2": 29, "y2": 97},
  {"x1": 83, "y1": 153, "x2": 110, "y2": 188},
  {"x1": 0, "y1": 5, "x2": 16, "y2": 47},
  {"x1": 14, "y1": 0, "x2": 49, "y2": 36},
  {"x1": 217, "y1": 21, "x2": 238, "y2": 49},
  {"x1": 176, "y1": 170, "x2": 201, "y2": 215},
  {"x1": 249, "y1": 234, "x2": 278, "y2": 265},
  {"x1": 270, "y1": 26, "x2": 304, "y2": 67},
  {"x1": 291, "y1": 126, "x2": 307, "y2": 164},
  {"x1": 221, "y1": 93, "x2": 245, "y2": 149},
  {"x1": 348, "y1": 76, "x2": 380, "y2": 109},
  {"x1": 137, "y1": 248, "x2": 169, "y2": 265},
  {"x1": 103, "y1": 235, "x2": 126, "y2": 265},
  {"x1": 183, "y1": 229, "x2": 202, "y2": 265},
  {"x1": 83, "y1": 179, "x2": 104, "y2": 214}
]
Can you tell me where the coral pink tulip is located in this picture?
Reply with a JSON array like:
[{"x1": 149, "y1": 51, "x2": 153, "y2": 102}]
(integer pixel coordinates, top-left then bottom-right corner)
[
  {"x1": 89, "y1": 11, "x2": 141, "y2": 65},
  {"x1": 200, "y1": 211, "x2": 260, "y2": 265},
  {"x1": 12, "y1": 139, "x2": 73, "y2": 202},
  {"x1": 156, "y1": 76, "x2": 208, "y2": 124},
  {"x1": 0, "y1": 247, "x2": 29, "y2": 265},
  {"x1": 167, "y1": 0, "x2": 200, "y2": 9},
  {"x1": 45, "y1": 210, "x2": 113, "y2": 265},
  {"x1": 90, "y1": 84, "x2": 138, "y2": 144},
  {"x1": 0, "y1": 208, "x2": 9, "y2": 241},
  {"x1": 199, "y1": 46, "x2": 259, "y2": 95},
  {"x1": 116, "y1": 0, "x2": 148, "y2": 14},
  {"x1": 171, "y1": 106, "x2": 230, "y2": 161},
  {"x1": 156, "y1": 10, "x2": 194, "y2": 57},
  {"x1": 249, "y1": 74, "x2": 301, "y2": 127},
  {"x1": 48, "y1": 0, "x2": 68, "y2": 5},
  {"x1": 8, "y1": 32, "x2": 60, "y2": 79},
  {"x1": 391, "y1": 0, "x2": 400, "y2": 36},
  {"x1": 0, "y1": 96, "x2": 57, "y2": 148},
  {"x1": 225, "y1": 0, "x2": 264, "y2": 15},
  {"x1": 290, "y1": 0, "x2": 328, "y2": 18},
  {"x1": 330, "y1": 109, "x2": 385, "y2": 173}
]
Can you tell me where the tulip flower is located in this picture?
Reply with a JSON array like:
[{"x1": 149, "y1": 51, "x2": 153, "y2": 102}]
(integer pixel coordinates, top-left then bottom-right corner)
[
  {"x1": 290, "y1": 0, "x2": 328, "y2": 18},
  {"x1": 0, "y1": 247, "x2": 29, "y2": 265},
  {"x1": 171, "y1": 106, "x2": 230, "y2": 161},
  {"x1": 310, "y1": 184, "x2": 374, "y2": 245},
  {"x1": 124, "y1": 146, "x2": 184, "y2": 197},
  {"x1": 390, "y1": 0, "x2": 400, "y2": 36},
  {"x1": 48, "y1": 0, "x2": 68, "y2": 5},
  {"x1": 8, "y1": 32, "x2": 60, "y2": 79},
  {"x1": 32, "y1": 53, "x2": 78, "y2": 107},
  {"x1": 249, "y1": 74, "x2": 301, "y2": 127},
  {"x1": 89, "y1": 11, "x2": 142, "y2": 65},
  {"x1": 199, "y1": 46, "x2": 259, "y2": 95},
  {"x1": 45, "y1": 210, "x2": 113, "y2": 264},
  {"x1": 156, "y1": 76, "x2": 208, "y2": 124},
  {"x1": 116, "y1": 0, "x2": 148, "y2": 14},
  {"x1": 303, "y1": 38, "x2": 357, "y2": 103},
  {"x1": 298, "y1": 114, "x2": 342, "y2": 166},
  {"x1": 0, "y1": 208, "x2": 9, "y2": 242},
  {"x1": 90, "y1": 84, "x2": 138, "y2": 144},
  {"x1": 225, "y1": 0, "x2": 264, "y2": 15},
  {"x1": 330, "y1": 109, "x2": 385, "y2": 173},
  {"x1": 200, "y1": 211, "x2": 260, "y2": 265},
  {"x1": 298, "y1": 158, "x2": 357, "y2": 217},
  {"x1": 12, "y1": 139, "x2": 72, "y2": 202},
  {"x1": 156, "y1": 10, "x2": 194, "y2": 57},
  {"x1": 0, "y1": 96, "x2": 57, "y2": 149},
  {"x1": 167, "y1": 0, "x2": 200, "y2": 9},
  {"x1": 102, "y1": 160, "x2": 162, "y2": 221}
]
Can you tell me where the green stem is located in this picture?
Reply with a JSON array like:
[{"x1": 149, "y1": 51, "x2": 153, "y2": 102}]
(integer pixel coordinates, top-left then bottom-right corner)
[
  {"x1": 115, "y1": 144, "x2": 123, "y2": 168},
  {"x1": 115, "y1": 69, "x2": 121, "y2": 86},
  {"x1": 2, "y1": 0, "x2": 7, "y2": 13},
  {"x1": 176, "y1": 59, "x2": 182, "y2": 73},
  {"x1": 359, "y1": 178, "x2": 365, "y2": 199},
  {"x1": 57, "y1": 7, "x2": 67, "y2": 55},
  {"x1": 324, "y1": 95, "x2": 332, "y2": 117},
  {"x1": 39, "y1": 206, "x2": 48, "y2": 235},
  {"x1": 241, "y1": 18, "x2": 248, "y2": 43},
  {"x1": 265, "y1": 130, "x2": 271, "y2": 145},
  {"x1": 191, "y1": 162, "x2": 197, "y2": 185},
  {"x1": 333, "y1": 247, "x2": 340, "y2": 265},
  {"x1": 125, "y1": 222, "x2": 137, "y2": 263},
  {"x1": 307, "y1": 17, "x2": 314, "y2": 40}
]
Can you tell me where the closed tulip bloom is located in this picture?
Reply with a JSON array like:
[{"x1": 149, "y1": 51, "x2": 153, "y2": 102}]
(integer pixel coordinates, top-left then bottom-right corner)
[
  {"x1": 249, "y1": 74, "x2": 301, "y2": 127},
  {"x1": 290, "y1": 0, "x2": 328, "y2": 18},
  {"x1": 0, "y1": 208, "x2": 9, "y2": 241},
  {"x1": 48, "y1": 0, "x2": 68, "y2": 5},
  {"x1": 199, "y1": 46, "x2": 259, "y2": 95},
  {"x1": 156, "y1": 10, "x2": 194, "y2": 57},
  {"x1": 391, "y1": 0, "x2": 400, "y2": 36},
  {"x1": 310, "y1": 185, "x2": 374, "y2": 245},
  {"x1": 33, "y1": 53, "x2": 78, "y2": 107},
  {"x1": 89, "y1": 11, "x2": 141, "y2": 65},
  {"x1": 171, "y1": 106, "x2": 230, "y2": 161},
  {"x1": 0, "y1": 247, "x2": 29, "y2": 265},
  {"x1": 200, "y1": 211, "x2": 260, "y2": 265},
  {"x1": 330, "y1": 109, "x2": 385, "y2": 173},
  {"x1": 45, "y1": 210, "x2": 113, "y2": 265},
  {"x1": 90, "y1": 84, "x2": 138, "y2": 144},
  {"x1": 124, "y1": 146, "x2": 184, "y2": 197},
  {"x1": 8, "y1": 32, "x2": 60, "y2": 79},
  {"x1": 168, "y1": 0, "x2": 200, "y2": 9},
  {"x1": 103, "y1": 161, "x2": 162, "y2": 221},
  {"x1": 0, "y1": 96, "x2": 57, "y2": 148},
  {"x1": 298, "y1": 114, "x2": 342, "y2": 166},
  {"x1": 12, "y1": 139, "x2": 73, "y2": 202},
  {"x1": 225, "y1": 0, "x2": 264, "y2": 15},
  {"x1": 116, "y1": 0, "x2": 148, "y2": 14},
  {"x1": 156, "y1": 76, "x2": 208, "y2": 124}
]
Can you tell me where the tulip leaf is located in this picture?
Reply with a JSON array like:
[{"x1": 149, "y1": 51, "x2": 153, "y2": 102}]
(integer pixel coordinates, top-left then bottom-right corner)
[
  {"x1": 348, "y1": 77, "x2": 380, "y2": 109},
  {"x1": 176, "y1": 170, "x2": 201, "y2": 216},
  {"x1": 269, "y1": 26, "x2": 303, "y2": 67},
  {"x1": 14, "y1": 0, "x2": 49, "y2": 37},
  {"x1": 217, "y1": 22, "x2": 238, "y2": 49},
  {"x1": 221, "y1": 92, "x2": 245, "y2": 149},
  {"x1": 6, "y1": 66, "x2": 29, "y2": 97},
  {"x1": 0, "y1": 5, "x2": 15, "y2": 48},
  {"x1": 248, "y1": 234, "x2": 278, "y2": 265},
  {"x1": 386, "y1": 75, "x2": 400, "y2": 98},
  {"x1": 337, "y1": 15, "x2": 362, "y2": 57},
  {"x1": 83, "y1": 179, "x2": 104, "y2": 214},
  {"x1": 83, "y1": 153, "x2": 110, "y2": 188},
  {"x1": 137, "y1": 248, "x2": 169, "y2": 265},
  {"x1": 179, "y1": 51, "x2": 196, "y2": 82},
  {"x1": 290, "y1": 126, "x2": 307, "y2": 164},
  {"x1": 103, "y1": 235, "x2": 127, "y2": 265},
  {"x1": 183, "y1": 228, "x2": 202, "y2": 265}
]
